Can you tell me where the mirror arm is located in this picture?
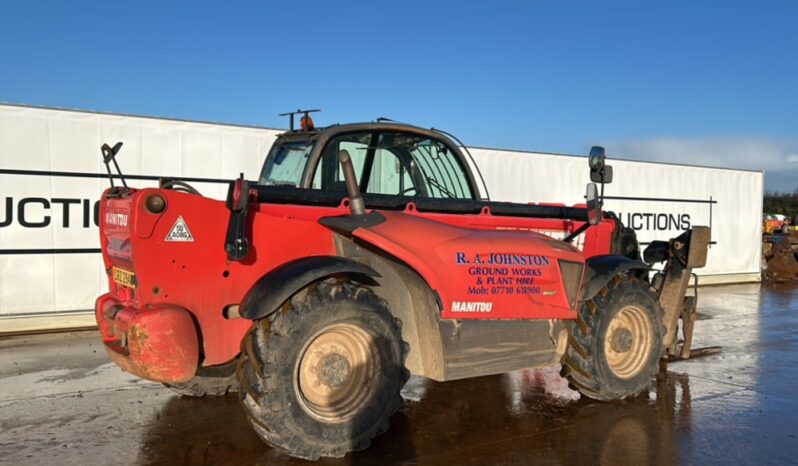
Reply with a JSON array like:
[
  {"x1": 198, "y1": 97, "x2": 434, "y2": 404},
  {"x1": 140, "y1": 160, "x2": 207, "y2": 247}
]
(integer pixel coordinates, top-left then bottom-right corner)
[{"x1": 600, "y1": 178, "x2": 605, "y2": 205}]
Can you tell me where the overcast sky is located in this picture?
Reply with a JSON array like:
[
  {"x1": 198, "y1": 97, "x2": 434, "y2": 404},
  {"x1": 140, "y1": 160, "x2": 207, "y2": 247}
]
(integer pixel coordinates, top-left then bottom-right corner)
[{"x1": 1, "y1": 1, "x2": 795, "y2": 191}]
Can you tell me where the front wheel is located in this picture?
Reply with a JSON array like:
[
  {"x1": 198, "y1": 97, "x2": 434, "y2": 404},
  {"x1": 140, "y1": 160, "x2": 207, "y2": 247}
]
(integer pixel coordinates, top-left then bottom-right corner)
[
  {"x1": 562, "y1": 273, "x2": 664, "y2": 401},
  {"x1": 237, "y1": 279, "x2": 409, "y2": 460}
]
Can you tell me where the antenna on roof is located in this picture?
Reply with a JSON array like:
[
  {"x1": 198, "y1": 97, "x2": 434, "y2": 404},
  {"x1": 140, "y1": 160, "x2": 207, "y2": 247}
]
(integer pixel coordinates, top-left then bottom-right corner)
[
  {"x1": 278, "y1": 109, "x2": 321, "y2": 131},
  {"x1": 376, "y1": 117, "x2": 396, "y2": 123}
]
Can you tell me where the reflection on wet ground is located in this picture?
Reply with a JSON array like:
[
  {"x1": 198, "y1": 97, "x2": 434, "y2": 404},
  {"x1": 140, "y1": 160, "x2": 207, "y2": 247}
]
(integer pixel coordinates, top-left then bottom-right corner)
[{"x1": 1, "y1": 283, "x2": 797, "y2": 465}]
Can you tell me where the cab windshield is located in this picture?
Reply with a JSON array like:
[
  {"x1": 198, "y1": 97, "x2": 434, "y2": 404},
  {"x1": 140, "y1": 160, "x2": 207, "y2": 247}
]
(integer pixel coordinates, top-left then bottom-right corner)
[{"x1": 259, "y1": 140, "x2": 314, "y2": 187}]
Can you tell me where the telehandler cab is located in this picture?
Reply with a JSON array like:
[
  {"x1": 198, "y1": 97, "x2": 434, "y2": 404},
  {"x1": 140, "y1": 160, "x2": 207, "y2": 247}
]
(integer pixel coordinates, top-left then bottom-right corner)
[{"x1": 96, "y1": 112, "x2": 710, "y2": 460}]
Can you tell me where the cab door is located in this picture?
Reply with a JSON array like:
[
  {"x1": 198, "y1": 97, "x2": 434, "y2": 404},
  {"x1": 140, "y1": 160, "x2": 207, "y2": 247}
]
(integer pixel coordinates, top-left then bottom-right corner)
[
  {"x1": 312, "y1": 131, "x2": 375, "y2": 192},
  {"x1": 311, "y1": 129, "x2": 477, "y2": 201},
  {"x1": 363, "y1": 131, "x2": 476, "y2": 200}
]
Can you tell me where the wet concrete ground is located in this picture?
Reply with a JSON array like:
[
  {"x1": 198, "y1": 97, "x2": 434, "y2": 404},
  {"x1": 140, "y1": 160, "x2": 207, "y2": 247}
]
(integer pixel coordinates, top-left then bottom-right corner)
[{"x1": 1, "y1": 283, "x2": 797, "y2": 465}]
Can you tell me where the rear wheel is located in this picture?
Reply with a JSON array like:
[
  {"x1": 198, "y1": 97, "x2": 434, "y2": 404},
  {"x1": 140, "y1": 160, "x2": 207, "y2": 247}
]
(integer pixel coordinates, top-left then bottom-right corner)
[
  {"x1": 237, "y1": 279, "x2": 408, "y2": 460},
  {"x1": 562, "y1": 273, "x2": 664, "y2": 401},
  {"x1": 164, "y1": 359, "x2": 239, "y2": 397}
]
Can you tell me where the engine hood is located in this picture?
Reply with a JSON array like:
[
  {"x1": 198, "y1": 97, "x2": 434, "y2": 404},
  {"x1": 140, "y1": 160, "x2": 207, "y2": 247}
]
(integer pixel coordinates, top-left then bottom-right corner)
[{"x1": 350, "y1": 211, "x2": 585, "y2": 320}]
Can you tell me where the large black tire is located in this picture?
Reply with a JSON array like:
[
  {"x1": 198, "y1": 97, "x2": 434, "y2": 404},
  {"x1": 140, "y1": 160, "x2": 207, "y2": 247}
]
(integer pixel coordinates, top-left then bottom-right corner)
[
  {"x1": 164, "y1": 359, "x2": 239, "y2": 397},
  {"x1": 237, "y1": 279, "x2": 409, "y2": 460},
  {"x1": 562, "y1": 273, "x2": 664, "y2": 401}
]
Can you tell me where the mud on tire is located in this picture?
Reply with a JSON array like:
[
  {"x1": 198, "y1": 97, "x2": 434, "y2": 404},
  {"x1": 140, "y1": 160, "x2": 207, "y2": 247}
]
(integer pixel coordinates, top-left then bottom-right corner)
[
  {"x1": 562, "y1": 273, "x2": 664, "y2": 401},
  {"x1": 164, "y1": 359, "x2": 239, "y2": 397},
  {"x1": 237, "y1": 278, "x2": 409, "y2": 461}
]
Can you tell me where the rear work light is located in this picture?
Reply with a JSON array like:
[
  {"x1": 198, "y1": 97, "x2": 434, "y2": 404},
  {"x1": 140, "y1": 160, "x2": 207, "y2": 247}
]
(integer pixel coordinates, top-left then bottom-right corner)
[{"x1": 558, "y1": 260, "x2": 584, "y2": 309}]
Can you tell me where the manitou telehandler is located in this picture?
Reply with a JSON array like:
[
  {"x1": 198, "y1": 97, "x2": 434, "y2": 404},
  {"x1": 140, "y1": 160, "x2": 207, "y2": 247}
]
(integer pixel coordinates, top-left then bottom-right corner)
[{"x1": 96, "y1": 112, "x2": 710, "y2": 460}]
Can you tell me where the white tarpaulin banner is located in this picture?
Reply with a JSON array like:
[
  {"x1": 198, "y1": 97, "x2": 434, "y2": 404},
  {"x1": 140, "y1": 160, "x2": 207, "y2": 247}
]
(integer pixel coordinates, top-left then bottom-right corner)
[
  {"x1": 470, "y1": 147, "x2": 763, "y2": 280},
  {"x1": 0, "y1": 104, "x2": 763, "y2": 330}
]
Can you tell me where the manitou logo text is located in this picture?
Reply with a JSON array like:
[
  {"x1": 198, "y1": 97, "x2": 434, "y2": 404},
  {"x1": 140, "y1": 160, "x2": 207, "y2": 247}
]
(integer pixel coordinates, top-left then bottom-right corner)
[
  {"x1": 105, "y1": 212, "x2": 128, "y2": 227},
  {"x1": 451, "y1": 301, "x2": 493, "y2": 313}
]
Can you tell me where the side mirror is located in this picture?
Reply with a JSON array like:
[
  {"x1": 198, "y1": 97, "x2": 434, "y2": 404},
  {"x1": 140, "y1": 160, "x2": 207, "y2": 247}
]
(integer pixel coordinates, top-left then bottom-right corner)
[
  {"x1": 589, "y1": 145, "x2": 613, "y2": 184},
  {"x1": 586, "y1": 183, "x2": 602, "y2": 225},
  {"x1": 590, "y1": 164, "x2": 613, "y2": 184}
]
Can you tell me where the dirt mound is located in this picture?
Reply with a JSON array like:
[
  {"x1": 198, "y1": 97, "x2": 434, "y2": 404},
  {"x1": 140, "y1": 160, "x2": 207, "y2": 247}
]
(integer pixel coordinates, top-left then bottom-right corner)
[{"x1": 763, "y1": 239, "x2": 798, "y2": 282}]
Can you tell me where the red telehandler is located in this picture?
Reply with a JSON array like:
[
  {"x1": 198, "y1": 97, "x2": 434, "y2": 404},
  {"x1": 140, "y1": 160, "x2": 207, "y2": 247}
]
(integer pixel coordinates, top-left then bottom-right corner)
[{"x1": 96, "y1": 113, "x2": 710, "y2": 460}]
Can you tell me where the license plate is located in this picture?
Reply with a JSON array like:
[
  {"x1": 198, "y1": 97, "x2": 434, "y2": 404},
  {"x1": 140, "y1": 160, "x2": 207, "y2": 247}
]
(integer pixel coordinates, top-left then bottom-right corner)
[{"x1": 112, "y1": 267, "x2": 136, "y2": 289}]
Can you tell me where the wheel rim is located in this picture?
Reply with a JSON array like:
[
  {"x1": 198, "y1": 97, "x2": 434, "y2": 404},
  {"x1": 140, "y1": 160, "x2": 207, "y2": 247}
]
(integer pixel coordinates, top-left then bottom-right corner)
[
  {"x1": 603, "y1": 305, "x2": 653, "y2": 379},
  {"x1": 296, "y1": 323, "x2": 380, "y2": 423}
]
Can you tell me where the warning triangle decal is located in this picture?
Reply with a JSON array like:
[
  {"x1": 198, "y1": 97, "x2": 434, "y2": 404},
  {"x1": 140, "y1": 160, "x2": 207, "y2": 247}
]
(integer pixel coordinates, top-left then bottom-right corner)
[{"x1": 165, "y1": 216, "x2": 194, "y2": 242}]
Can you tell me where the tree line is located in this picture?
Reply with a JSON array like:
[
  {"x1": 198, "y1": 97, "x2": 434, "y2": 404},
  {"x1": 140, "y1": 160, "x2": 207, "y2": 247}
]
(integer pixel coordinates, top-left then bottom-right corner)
[{"x1": 764, "y1": 186, "x2": 798, "y2": 221}]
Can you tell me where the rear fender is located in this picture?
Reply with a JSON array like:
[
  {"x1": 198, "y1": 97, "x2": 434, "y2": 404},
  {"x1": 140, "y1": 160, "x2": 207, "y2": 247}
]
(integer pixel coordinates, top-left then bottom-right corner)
[
  {"x1": 580, "y1": 255, "x2": 650, "y2": 301},
  {"x1": 239, "y1": 256, "x2": 380, "y2": 320}
]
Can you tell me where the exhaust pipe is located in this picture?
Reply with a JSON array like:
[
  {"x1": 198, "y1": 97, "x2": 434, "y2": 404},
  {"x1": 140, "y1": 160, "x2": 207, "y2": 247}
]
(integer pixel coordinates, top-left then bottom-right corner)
[{"x1": 338, "y1": 150, "x2": 365, "y2": 216}]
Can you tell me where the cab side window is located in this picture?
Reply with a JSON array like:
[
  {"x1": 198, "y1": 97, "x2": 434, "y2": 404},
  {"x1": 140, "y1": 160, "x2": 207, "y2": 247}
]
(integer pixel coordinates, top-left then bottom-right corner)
[
  {"x1": 311, "y1": 130, "x2": 474, "y2": 200},
  {"x1": 311, "y1": 132, "x2": 371, "y2": 191},
  {"x1": 408, "y1": 137, "x2": 472, "y2": 199},
  {"x1": 367, "y1": 132, "x2": 473, "y2": 199},
  {"x1": 366, "y1": 145, "x2": 417, "y2": 196}
]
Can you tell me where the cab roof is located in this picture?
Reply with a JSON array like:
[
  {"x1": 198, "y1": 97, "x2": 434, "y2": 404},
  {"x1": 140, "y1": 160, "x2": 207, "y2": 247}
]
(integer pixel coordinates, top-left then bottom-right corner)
[{"x1": 277, "y1": 122, "x2": 453, "y2": 143}]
